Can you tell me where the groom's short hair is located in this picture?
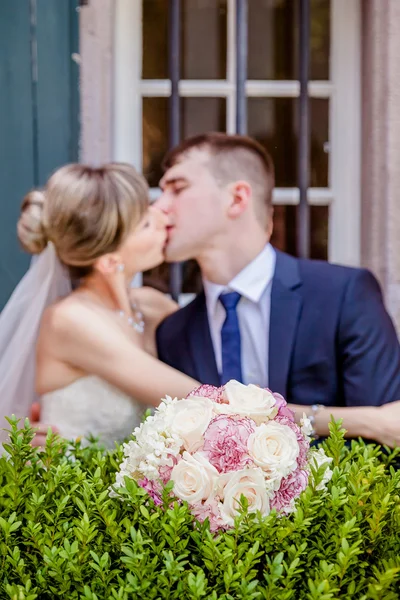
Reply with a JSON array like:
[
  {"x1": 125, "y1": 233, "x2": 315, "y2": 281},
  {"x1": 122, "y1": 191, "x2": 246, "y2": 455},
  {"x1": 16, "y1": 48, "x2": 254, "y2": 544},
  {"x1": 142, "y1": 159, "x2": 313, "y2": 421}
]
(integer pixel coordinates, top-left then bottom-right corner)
[{"x1": 162, "y1": 132, "x2": 275, "y2": 225}]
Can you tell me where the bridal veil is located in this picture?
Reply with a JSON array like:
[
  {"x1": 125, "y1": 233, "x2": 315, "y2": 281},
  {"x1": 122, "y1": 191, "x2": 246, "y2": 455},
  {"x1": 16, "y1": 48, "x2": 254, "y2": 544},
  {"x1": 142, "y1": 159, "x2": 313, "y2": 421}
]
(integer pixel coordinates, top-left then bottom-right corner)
[{"x1": 0, "y1": 243, "x2": 71, "y2": 445}]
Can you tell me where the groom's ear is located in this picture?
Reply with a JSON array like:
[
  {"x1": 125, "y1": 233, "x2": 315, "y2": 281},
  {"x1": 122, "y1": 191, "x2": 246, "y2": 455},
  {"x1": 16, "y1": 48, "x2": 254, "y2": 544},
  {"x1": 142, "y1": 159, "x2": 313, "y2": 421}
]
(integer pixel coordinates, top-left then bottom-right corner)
[{"x1": 226, "y1": 180, "x2": 252, "y2": 219}]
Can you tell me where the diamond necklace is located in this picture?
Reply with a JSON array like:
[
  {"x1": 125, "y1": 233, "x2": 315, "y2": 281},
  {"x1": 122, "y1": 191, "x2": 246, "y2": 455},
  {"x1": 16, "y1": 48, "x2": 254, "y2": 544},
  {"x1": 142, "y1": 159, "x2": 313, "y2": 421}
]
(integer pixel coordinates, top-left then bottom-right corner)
[{"x1": 117, "y1": 300, "x2": 145, "y2": 334}]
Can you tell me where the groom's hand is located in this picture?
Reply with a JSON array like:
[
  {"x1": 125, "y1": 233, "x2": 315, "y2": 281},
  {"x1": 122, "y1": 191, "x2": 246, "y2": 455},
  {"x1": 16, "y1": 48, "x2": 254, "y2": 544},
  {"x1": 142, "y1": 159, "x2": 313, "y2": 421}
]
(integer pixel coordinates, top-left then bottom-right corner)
[
  {"x1": 373, "y1": 402, "x2": 400, "y2": 448},
  {"x1": 29, "y1": 402, "x2": 59, "y2": 447},
  {"x1": 130, "y1": 286, "x2": 179, "y2": 327}
]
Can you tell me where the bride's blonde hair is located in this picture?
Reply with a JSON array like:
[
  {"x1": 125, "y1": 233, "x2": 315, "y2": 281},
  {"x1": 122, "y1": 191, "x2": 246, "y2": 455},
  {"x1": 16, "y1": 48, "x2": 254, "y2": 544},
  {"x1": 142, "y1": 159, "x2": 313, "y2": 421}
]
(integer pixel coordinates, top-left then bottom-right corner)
[{"x1": 17, "y1": 163, "x2": 149, "y2": 278}]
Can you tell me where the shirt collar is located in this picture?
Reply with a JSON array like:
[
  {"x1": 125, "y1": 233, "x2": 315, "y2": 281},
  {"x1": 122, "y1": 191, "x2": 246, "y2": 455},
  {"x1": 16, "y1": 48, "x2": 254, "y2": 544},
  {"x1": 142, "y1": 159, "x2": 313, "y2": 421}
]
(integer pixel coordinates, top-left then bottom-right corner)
[{"x1": 203, "y1": 243, "x2": 276, "y2": 314}]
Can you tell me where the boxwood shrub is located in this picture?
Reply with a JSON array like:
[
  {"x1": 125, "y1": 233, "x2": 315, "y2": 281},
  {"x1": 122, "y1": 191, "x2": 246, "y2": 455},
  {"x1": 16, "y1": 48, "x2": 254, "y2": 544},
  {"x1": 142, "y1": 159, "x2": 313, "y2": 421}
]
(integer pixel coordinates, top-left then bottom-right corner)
[{"x1": 0, "y1": 418, "x2": 399, "y2": 600}]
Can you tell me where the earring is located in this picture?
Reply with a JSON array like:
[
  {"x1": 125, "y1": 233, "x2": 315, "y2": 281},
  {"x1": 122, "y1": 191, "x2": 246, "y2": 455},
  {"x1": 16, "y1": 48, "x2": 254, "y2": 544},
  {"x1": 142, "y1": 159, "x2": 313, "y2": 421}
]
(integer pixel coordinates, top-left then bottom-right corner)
[{"x1": 116, "y1": 263, "x2": 125, "y2": 273}]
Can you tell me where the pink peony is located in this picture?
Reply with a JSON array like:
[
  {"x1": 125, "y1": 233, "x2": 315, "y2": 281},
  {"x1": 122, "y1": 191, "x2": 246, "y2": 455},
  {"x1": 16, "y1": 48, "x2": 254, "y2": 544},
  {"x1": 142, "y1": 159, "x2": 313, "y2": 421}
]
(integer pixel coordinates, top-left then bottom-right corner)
[
  {"x1": 202, "y1": 415, "x2": 256, "y2": 473},
  {"x1": 187, "y1": 384, "x2": 224, "y2": 403},
  {"x1": 138, "y1": 477, "x2": 163, "y2": 505},
  {"x1": 270, "y1": 468, "x2": 309, "y2": 513},
  {"x1": 275, "y1": 415, "x2": 310, "y2": 469},
  {"x1": 158, "y1": 453, "x2": 180, "y2": 485},
  {"x1": 191, "y1": 497, "x2": 226, "y2": 532},
  {"x1": 158, "y1": 465, "x2": 173, "y2": 485},
  {"x1": 272, "y1": 392, "x2": 296, "y2": 420}
]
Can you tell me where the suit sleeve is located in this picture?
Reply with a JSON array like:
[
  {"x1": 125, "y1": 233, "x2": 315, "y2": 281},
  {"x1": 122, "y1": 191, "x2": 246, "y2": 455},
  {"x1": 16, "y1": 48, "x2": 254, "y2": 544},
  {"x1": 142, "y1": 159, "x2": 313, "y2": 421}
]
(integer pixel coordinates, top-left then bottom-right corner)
[
  {"x1": 338, "y1": 269, "x2": 400, "y2": 406},
  {"x1": 156, "y1": 314, "x2": 187, "y2": 371},
  {"x1": 156, "y1": 318, "x2": 171, "y2": 365}
]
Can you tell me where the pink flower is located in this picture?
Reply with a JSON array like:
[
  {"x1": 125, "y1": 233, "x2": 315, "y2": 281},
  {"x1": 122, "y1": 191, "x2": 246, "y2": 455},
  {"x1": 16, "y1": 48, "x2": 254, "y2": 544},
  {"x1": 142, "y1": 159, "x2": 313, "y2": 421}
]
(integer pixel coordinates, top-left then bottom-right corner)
[
  {"x1": 270, "y1": 468, "x2": 309, "y2": 513},
  {"x1": 156, "y1": 453, "x2": 180, "y2": 485},
  {"x1": 275, "y1": 415, "x2": 310, "y2": 469},
  {"x1": 158, "y1": 465, "x2": 173, "y2": 485},
  {"x1": 187, "y1": 384, "x2": 224, "y2": 403},
  {"x1": 202, "y1": 415, "x2": 256, "y2": 473},
  {"x1": 272, "y1": 392, "x2": 296, "y2": 420},
  {"x1": 191, "y1": 497, "x2": 226, "y2": 532},
  {"x1": 138, "y1": 477, "x2": 163, "y2": 506}
]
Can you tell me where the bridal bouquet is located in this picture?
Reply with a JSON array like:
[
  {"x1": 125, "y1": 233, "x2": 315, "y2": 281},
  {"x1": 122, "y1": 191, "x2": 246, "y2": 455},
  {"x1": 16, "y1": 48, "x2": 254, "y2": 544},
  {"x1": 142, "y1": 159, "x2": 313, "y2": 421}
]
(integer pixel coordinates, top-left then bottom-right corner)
[{"x1": 113, "y1": 381, "x2": 333, "y2": 531}]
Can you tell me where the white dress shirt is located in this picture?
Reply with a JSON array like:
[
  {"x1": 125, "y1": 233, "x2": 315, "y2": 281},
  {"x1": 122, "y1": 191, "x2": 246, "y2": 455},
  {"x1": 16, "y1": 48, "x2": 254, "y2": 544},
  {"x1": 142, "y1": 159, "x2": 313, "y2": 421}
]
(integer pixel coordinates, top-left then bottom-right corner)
[{"x1": 203, "y1": 244, "x2": 276, "y2": 388}]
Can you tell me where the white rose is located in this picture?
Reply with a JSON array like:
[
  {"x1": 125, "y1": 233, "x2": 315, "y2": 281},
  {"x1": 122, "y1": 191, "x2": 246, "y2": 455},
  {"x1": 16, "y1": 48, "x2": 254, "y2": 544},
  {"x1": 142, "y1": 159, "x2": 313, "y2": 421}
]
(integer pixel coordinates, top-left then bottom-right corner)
[
  {"x1": 247, "y1": 422, "x2": 299, "y2": 485},
  {"x1": 215, "y1": 381, "x2": 278, "y2": 425},
  {"x1": 308, "y1": 448, "x2": 333, "y2": 490},
  {"x1": 166, "y1": 397, "x2": 214, "y2": 452},
  {"x1": 219, "y1": 468, "x2": 270, "y2": 526},
  {"x1": 171, "y1": 451, "x2": 218, "y2": 504}
]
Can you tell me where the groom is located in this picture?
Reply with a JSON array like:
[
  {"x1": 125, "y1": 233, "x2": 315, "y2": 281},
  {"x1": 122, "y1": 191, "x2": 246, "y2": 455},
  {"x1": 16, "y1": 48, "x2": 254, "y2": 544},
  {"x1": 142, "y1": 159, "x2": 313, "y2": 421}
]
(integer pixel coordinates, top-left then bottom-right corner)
[{"x1": 155, "y1": 132, "x2": 400, "y2": 408}]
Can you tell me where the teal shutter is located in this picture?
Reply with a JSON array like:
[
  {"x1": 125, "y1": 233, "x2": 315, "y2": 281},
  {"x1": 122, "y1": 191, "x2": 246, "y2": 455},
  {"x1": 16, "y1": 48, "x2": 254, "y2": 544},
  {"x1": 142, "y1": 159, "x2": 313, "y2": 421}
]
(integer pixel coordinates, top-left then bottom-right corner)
[{"x1": 0, "y1": 0, "x2": 79, "y2": 309}]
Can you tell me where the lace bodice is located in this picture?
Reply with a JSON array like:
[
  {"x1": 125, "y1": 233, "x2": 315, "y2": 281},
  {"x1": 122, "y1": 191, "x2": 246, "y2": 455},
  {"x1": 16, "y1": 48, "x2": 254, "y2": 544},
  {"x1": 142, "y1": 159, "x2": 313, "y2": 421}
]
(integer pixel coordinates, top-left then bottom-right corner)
[{"x1": 40, "y1": 376, "x2": 145, "y2": 448}]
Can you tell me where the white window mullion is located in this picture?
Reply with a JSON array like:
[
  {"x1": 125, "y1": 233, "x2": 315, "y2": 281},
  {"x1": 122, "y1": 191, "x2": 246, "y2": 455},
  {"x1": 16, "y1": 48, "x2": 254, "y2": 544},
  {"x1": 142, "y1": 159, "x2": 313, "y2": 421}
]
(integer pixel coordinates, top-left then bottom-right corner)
[
  {"x1": 246, "y1": 80, "x2": 333, "y2": 98},
  {"x1": 150, "y1": 186, "x2": 332, "y2": 207},
  {"x1": 274, "y1": 188, "x2": 333, "y2": 206},
  {"x1": 140, "y1": 79, "x2": 333, "y2": 99},
  {"x1": 180, "y1": 81, "x2": 232, "y2": 96},
  {"x1": 140, "y1": 80, "x2": 171, "y2": 97}
]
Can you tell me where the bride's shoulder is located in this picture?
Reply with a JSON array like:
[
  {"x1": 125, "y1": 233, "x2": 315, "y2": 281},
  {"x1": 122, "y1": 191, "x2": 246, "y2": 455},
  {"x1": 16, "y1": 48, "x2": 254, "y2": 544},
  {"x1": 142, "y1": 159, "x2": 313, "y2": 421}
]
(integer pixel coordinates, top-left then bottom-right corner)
[{"x1": 41, "y1": 295, "x2": 103, "y2": 336}]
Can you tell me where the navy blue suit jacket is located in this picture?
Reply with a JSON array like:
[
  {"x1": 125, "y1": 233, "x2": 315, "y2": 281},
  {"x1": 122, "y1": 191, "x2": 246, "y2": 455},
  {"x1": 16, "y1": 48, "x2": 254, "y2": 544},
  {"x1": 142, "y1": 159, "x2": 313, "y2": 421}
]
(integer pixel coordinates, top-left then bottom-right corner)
[{"x1": 156, "y1": 251, "x2": 400, "y2": 407}]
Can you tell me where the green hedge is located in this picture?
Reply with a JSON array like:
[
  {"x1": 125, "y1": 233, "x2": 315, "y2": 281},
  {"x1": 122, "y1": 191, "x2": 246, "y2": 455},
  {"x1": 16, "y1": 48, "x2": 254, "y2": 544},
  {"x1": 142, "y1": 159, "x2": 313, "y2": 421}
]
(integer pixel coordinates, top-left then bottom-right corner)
[{"x1": 0, "y1": 418, "x2": 399, "y2": 600}]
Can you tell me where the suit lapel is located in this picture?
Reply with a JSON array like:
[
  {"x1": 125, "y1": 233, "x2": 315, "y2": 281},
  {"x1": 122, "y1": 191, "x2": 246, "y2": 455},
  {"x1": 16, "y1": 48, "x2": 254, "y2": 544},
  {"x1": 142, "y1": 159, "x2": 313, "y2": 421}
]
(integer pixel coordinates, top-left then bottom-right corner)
[
  {"x1": 268, "y1": 251, "x2": 302, "y2": 397},
  {"x1": 187, "y1": 293, "x2": 220, "y2": 386}
]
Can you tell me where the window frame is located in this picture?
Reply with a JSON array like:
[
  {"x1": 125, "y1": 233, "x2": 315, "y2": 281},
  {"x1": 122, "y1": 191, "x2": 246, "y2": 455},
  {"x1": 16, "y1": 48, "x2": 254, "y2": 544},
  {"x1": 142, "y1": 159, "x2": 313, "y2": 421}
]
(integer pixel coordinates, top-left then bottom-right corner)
[{"x1": 112, "y1": 0, "x2": 361, "y2": 269}]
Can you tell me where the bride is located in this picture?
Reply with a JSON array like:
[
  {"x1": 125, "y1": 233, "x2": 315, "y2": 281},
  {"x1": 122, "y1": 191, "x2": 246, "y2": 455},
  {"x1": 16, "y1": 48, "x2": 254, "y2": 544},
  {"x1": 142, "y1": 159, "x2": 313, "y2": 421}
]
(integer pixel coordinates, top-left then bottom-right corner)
[{"x1": 0, "y1": 162, "x2": 199, "y2": 448}]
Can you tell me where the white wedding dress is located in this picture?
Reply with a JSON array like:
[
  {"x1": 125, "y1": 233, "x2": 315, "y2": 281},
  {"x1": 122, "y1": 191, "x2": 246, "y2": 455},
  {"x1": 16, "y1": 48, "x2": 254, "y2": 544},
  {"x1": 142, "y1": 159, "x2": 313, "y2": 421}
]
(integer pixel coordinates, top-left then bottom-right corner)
[{"x1": 40, "y1": 376, "x2": 145, "y2": 448}]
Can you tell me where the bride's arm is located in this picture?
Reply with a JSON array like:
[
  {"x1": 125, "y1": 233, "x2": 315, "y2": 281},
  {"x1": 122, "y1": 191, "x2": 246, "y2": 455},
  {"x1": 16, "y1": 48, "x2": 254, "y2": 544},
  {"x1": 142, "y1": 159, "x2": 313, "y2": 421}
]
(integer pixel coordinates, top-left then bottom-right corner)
[
  {"x1": 289, "y1": 402, "x2": 400, "y2": 447},
  {"x1": 44, "y1": 303, "x2": 199, "y2": 406}
]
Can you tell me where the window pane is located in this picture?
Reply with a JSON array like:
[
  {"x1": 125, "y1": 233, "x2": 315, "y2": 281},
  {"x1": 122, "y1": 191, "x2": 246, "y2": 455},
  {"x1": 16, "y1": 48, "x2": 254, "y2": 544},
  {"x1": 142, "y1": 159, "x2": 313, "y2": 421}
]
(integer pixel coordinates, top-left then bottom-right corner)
[
  {"x1": 271, "y1": 206, "x2": 297, "y2": 255},
  {"x1": 248, "y1": 0, "x2": 297, "y2": 80},
  {"x1": 182, "y1": 0, "x2": 227, "y2": 79},
  {"x1": 143, "y1": 262, "x2": 170, "y2": 294},
  {"x1": 310, "y1": 205, "x2": 329, "y2": 260},
  {"x1": 142, "y1": 0, "x2": 168, "y2": 79},
  {"x1": 271, "y1": 205, "x2": 328, "y2": 260},
  {"x1": 310, "y1": 98, "x2": 329, "y2": 187},
  {"x1": 248, "y1": 97, "x2": 297, "y2": 186},
  {"x1": 142, "y1": 97, "x2": 169, "y2": 188},
  {"x1": 181, "y1": 97, "x2": 226, "y2": 138},
  {"x1": 310, "y1": 0, "x2": 331, "y2": 80},
  {"x1": 142, "y1": 0, "x2": 227, "y2": 80},
  {"x1": 248, "y1": 0, "x2": 330, "y2": 81},
  {"x1": 144, "y1": 259, "x2": 203, "y2": 294},
  {"x1": 143, "y1": 97, "x2": 226, "y2": 187},
  {"x1": 248, "y1": 97, "x2": 329, "y2": 187}
]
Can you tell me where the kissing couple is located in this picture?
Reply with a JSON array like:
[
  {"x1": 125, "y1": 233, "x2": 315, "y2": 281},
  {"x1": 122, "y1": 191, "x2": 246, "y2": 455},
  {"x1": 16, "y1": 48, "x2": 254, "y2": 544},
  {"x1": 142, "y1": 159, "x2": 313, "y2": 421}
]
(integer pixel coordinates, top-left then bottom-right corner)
[{"x1": 1, "y1": 133, "x2": 400, "y2": 450}]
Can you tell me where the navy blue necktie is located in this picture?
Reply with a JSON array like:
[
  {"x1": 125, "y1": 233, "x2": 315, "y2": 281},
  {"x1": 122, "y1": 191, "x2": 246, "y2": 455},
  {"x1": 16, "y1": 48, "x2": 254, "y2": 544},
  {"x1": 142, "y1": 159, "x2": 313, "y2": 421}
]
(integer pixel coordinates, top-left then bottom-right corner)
[{"x1": 219, "y1": 291, "x2": 243, "y2": 385}]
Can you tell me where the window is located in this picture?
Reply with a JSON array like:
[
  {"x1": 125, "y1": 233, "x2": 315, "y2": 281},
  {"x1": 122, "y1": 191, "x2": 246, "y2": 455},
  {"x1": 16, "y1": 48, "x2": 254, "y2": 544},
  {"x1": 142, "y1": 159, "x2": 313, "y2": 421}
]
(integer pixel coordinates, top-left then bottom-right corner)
[{"x1": 113, "y1": 0, "x2": 361, "y2": 295}]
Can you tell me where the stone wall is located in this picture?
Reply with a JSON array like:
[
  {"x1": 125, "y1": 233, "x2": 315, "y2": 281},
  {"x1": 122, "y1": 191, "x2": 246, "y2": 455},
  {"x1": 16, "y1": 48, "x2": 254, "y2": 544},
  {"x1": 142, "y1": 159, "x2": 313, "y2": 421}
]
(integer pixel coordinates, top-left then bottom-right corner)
[
  {"x1": 79, "y1": 0, "x2": 114, "y2": 164},
  {"x1": 361, "y1": 0, "x2": 400, "y2": 334}
]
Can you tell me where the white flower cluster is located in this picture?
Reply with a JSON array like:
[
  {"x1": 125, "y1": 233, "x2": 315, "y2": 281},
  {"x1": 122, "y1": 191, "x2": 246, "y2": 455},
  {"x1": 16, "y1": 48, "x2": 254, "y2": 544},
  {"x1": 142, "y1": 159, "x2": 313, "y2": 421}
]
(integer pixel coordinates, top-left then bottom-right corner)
[{"x1": 112, "y1": 396, "x2": 183, "y2": 492}]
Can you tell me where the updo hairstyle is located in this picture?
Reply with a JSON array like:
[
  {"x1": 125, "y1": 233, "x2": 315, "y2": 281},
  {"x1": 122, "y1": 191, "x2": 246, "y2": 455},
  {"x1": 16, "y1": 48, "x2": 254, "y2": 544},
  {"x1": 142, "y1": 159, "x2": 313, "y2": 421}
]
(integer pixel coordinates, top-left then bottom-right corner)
[{"x1": 17, "y1": 163, "x2": 149, "y2": 279}]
